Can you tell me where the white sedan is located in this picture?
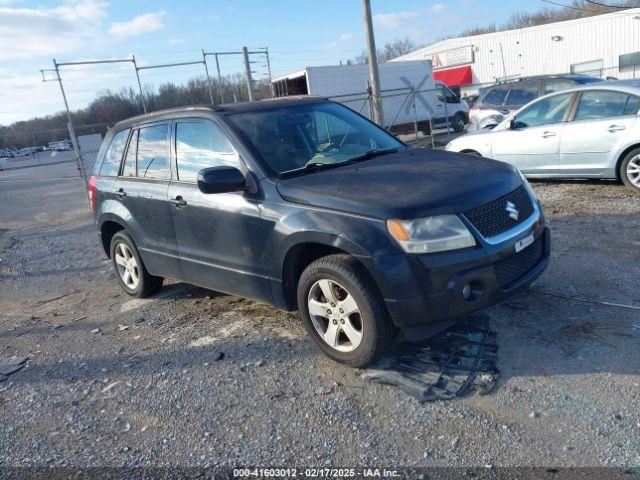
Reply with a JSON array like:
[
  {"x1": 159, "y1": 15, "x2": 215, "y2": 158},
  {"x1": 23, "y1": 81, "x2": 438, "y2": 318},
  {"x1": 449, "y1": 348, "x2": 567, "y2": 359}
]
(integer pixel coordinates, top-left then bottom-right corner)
[{"x1": 445, "y1": 80, "x2": 640, "y2": 193}]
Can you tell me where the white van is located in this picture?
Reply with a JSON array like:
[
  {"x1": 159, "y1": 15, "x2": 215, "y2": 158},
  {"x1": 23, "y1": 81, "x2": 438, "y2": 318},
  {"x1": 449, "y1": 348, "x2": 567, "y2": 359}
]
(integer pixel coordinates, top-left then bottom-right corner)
[{"x1": 272, "y1": 62, "x2": 469, "y2": 133}]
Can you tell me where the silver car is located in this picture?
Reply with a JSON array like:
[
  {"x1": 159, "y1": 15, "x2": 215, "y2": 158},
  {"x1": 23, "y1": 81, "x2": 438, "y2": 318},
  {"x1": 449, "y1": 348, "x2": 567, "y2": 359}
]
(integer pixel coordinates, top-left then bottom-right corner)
[{"x1": 446, "y1": 80, "x2": 640, "y2": 192}]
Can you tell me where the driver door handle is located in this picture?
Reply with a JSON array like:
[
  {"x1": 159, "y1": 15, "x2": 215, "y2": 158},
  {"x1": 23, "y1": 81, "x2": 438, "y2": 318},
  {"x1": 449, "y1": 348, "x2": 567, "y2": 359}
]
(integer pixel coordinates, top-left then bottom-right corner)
[
  {"x1": 542, "y1": 131, "x2": 556, "y2": 138},
  {"x1": 607, "y1": 125, "x2": 626, "y2": 132},
  {"x1": 170, "y1": 195, "x2": 187, "y2": 207}
]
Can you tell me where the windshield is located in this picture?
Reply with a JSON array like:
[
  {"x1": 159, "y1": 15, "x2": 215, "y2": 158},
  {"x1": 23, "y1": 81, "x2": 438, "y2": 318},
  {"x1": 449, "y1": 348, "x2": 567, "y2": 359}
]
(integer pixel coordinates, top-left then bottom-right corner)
[{"x1": 228, "y1": 102, "x2": 404, "y2": 176}]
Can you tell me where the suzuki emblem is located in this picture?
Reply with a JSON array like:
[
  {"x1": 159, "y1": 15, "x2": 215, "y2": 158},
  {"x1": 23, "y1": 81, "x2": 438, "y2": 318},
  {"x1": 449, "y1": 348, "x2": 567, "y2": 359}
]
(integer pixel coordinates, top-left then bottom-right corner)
[{"x1": 506, "y1": 201, "x2": 519, "y2": 221}]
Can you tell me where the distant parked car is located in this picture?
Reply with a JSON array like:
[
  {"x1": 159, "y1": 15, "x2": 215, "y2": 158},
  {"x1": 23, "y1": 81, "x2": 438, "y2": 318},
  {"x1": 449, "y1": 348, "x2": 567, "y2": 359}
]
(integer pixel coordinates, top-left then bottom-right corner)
[
  {"x1": 469, "y1": 75, "x2": 603, "y2": 131},
  {"x1": 461, "y1": 94, "x2": 480, "y2": 108},
  {"x1": 445, "y1": 80, "x2": 640, "y2": 192}
]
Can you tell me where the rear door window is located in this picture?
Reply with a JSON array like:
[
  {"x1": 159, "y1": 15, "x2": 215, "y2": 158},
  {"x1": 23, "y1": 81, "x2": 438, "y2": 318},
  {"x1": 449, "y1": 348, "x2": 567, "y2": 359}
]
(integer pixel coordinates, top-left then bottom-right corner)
[
  {"x1": 99, "y1": 129, "x2": 129, "y2": 177},
  {"x1": 175, "y1": 121, "x2": 239, "y2": 183},
  {"x1": 481, "y1": 87, "x2": 508, "y2": 106},
  {"x1": 136, "y1": 124, "x2": 169, "y2": 179},
  {"x1": 574, "y1": 91, "x2": 632, "y2": 121},
  {"x1": 506, "y1": 84, "x2": 539, "y2": 106}
]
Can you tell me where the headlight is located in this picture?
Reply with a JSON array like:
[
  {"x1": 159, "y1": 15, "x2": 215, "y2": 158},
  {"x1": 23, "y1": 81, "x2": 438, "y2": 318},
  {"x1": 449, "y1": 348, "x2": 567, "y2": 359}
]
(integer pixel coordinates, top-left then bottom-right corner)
[{"x1": 387, "y1": 215, "x2": 476, "y2": 254}]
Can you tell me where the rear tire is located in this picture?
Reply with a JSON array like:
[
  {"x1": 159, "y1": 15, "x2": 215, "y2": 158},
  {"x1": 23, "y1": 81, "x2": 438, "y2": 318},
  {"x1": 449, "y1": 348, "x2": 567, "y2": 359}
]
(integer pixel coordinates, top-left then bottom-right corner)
[
  {"x1": 110, "y1": 231, "x2": 163, "y2": 298},
  {"x1": 620, "y1": 148, "x2": 640, "y2": 193},
  {"x1": 297, "y1": 254, "x2": 394, "y2": 368}
]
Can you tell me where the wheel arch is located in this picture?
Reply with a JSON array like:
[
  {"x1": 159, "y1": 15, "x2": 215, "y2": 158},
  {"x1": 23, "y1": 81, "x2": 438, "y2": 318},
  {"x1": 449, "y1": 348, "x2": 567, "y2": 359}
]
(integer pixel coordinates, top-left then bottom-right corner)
[
  {"x1": 279, "y1": 234, "x2": 379, "y2": 311},
  {"x1": 460, "y1": 149, "x2": 482, "y2": 156},
  {"x1": 98, "y1": 214, "x2": 128, "y2": 257},
  {"x1": 615, "y1": 143, "x2": 640, "y2": 180}
]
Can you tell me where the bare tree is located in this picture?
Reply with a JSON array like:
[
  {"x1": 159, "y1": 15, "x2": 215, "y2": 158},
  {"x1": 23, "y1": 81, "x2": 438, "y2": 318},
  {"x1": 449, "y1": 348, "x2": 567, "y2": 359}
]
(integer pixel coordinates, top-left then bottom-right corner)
[
  {"x1": 354, "y1": 38, "x2": 420, "y2": 64},
  {"x1": 0, "y1": 73, "x2": 269, "y2": 148}
]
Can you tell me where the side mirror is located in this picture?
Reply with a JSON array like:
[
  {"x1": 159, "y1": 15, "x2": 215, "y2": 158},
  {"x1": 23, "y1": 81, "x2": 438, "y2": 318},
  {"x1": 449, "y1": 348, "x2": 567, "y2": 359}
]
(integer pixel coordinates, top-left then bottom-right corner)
[
  {"x1": 197, "y1": 166, "x2": 246, "y2": 194},
  {"x1": 510, "y1": 119, "x2": 517, "y2": 130},
  {"x1": 447, "y1": 95, "x2": 460, "y2": 104}
]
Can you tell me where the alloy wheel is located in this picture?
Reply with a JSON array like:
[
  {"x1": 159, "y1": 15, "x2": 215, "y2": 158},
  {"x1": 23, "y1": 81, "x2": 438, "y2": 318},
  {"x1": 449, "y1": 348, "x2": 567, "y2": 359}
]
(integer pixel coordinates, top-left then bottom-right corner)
[
  {"x1": 307, "y1": 279, "x2": 363, "y2": 353},
  {"x1": 627, "y1": 154, "x2": 640, "y2": 188},
  {"x1": 114, "y1": 243, "x2": 140, "y2": 290}
]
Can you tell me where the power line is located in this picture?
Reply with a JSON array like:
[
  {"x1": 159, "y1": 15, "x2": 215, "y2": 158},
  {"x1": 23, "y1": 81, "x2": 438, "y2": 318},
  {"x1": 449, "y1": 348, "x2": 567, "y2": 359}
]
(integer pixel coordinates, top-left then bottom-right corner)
[
  {"x1": 540, "y1": 0, "x2": 640, "y2": 13},
  {"x1": 584, "y1": 0, "x2": 634, "y2": 8}
]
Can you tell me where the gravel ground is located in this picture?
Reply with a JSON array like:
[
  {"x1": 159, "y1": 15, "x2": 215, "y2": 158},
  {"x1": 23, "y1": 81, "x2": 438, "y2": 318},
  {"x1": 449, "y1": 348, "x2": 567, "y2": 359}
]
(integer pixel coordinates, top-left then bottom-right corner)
[{"x1": 1, "y1": 162, "x2": 639, "y2": 471}]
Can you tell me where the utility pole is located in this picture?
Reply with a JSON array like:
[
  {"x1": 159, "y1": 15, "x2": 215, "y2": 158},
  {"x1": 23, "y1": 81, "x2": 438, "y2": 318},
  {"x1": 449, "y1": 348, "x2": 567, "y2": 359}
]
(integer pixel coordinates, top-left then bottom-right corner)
[
  {"x1": 131, "y1": 55, "x2": 147, "y2": 113},
  {"x1": 265, "y1": 47, "x2": 274, "y2": 97},
  {"x1": 202, "y1": 49, "x2": 215, "y2": 104},
  {"x1": 242, "y1": 46, "x2": 255, "y2": 101},
  {"x1": 362, "y1": 0, "x2": 383, "y2": 125},
  {"x1": 47, "y1": 60, "x2": 90, "y2": 200}
]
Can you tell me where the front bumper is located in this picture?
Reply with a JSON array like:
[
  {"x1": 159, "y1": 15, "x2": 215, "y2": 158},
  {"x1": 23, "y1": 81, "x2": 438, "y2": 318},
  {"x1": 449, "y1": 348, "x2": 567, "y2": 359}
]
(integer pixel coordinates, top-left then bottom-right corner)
[{"x1": 370, "y1": 224, "x2": 550, "y2": 341}]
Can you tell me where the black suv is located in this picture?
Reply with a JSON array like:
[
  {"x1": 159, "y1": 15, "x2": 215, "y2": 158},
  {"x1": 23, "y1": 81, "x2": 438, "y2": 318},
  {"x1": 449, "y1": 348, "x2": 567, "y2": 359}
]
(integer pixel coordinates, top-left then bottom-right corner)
[
  {"x1": 469, "y1": 75, "x2": 602, "y2": 130},
  {"x1": 91, "y1": 97, "x2": 550, "y2": 367}
]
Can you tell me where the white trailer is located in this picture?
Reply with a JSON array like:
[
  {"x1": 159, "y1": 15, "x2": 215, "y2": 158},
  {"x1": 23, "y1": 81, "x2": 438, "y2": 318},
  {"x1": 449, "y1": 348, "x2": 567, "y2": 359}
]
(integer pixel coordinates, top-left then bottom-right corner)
[{"x1": 271, "y1": 61, "x2": 469, "y2": 133}]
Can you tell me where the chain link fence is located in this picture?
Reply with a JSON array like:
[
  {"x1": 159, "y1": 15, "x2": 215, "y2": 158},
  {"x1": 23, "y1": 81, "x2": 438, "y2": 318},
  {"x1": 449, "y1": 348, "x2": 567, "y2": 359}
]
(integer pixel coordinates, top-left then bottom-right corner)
[
  {"x1": 327, "y1": 82, "x2": 464, "y2": 150},
  {"x1": 0, "y1": 122, "x2": 112, "y2": 193}
]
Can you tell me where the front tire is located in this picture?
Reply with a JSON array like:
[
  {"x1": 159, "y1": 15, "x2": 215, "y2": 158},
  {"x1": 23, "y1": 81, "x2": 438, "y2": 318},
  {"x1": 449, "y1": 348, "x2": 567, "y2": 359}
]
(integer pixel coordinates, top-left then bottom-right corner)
[
  {"x1": 452, "y1": 113, "x2": 466, "y2": 133},
  {"x1": 620, "y1": 148, "x2": 640, "y2": 193},
  {"x1": 297, "y1": 254, "x2": 394, "y2": 367},
  {"x1": 110, "y1": 231, "x2": 163, "y2": 298}
]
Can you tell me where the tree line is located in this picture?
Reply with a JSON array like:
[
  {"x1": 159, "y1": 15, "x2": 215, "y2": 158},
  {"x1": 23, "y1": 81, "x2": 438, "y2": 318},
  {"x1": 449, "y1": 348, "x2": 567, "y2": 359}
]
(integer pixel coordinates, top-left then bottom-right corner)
[{"x1": 0, "y1": 74, "x2": 269, "y2": 149}]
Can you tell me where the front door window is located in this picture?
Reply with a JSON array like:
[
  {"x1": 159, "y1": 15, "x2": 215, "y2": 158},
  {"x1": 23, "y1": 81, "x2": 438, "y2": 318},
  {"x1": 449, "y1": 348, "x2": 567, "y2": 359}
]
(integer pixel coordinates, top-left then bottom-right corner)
[{"x1": 513, "y1": 93, "x2": 573, "y2": 128}]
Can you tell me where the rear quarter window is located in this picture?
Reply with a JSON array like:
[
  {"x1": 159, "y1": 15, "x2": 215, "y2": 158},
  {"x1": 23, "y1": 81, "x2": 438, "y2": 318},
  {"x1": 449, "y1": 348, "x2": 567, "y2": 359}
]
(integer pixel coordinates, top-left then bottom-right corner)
[
  {"x1": 99, "y1": 129, "x2": 130, "y2": 177},
  {"x1": 624, "y1": 95, "x2": 640, "y2": 115}
]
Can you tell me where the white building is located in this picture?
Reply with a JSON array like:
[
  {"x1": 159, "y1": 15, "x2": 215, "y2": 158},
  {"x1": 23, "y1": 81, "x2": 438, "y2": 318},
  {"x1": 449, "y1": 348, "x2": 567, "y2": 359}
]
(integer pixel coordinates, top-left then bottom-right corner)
[{"x1": 393, "y1": 8, "x2": 640, "y2": 95}]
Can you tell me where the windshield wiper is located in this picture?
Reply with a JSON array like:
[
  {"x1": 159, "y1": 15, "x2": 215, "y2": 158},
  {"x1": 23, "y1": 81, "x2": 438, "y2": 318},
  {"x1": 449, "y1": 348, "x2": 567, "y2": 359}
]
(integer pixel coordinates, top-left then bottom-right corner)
[
  {"x1": 347, "y1": 147, "x2": 400, "y2": 163},
  {"x1": 281, "y1": 148, "x2": 401, "y2": 177}
]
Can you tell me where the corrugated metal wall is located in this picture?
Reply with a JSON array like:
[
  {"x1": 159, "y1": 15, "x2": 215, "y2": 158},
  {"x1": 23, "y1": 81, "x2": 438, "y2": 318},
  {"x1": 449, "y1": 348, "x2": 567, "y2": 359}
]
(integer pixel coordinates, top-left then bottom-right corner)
[{"x1": 394, "y1": 9, "x2": 640, "y2": 93}]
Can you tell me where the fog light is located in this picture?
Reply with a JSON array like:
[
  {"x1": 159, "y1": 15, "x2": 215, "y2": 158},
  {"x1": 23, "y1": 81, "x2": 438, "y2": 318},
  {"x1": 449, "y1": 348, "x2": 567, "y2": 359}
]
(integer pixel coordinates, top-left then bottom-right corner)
[
  {"x1": 462, "y1": 284, "x2": 472, "y2": 300},
  {"x1": 462, "y1": 281, "x2": 483, "y2": 302}
]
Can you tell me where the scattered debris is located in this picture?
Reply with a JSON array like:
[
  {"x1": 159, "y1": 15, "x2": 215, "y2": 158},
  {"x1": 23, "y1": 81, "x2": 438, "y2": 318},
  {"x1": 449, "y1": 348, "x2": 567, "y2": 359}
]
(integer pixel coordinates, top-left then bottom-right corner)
[
  {"x1": 214, "y1": 352, "x2": 225, "y2": 361},
  {"x1": 30, "y1": 290, "x2": 79, "y2": 308},
  {"x1": 361, "y1": 315, "x2": 498, "y2": 402},
  {"x1": 190, "y1": 336, "x2": 217, "y2": 347},
  {"x1": 72, "y1": 316, "x2": 86, "y2": 322},
  {"x1": 255, "y1": 360, "x2": 265, "y2": 367},
  {"x1": 90, "y1": 328, "x2": 101, "y2": 334},
  {"x1": 530, "y1": 411, "x2": 540, "y2": 419},
  {"x1": 532, "y1": 287, "x2": 640, "y2": 311},
  {"x1": 0, "y1": 356, "x2": 28, "y2": 380},
  {"x1": 118, "y1": 325, "x2": 130, "y2": 331},
  {"x1": 101, "y1": 381, "x2": 121, "y2": 394}
]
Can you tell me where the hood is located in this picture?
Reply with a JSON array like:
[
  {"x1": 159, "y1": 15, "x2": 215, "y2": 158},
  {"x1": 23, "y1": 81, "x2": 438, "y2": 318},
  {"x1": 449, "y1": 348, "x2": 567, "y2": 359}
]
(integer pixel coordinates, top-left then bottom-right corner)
[{"x1": 276, "y1": 149, "x2": 522, "y2": 219}]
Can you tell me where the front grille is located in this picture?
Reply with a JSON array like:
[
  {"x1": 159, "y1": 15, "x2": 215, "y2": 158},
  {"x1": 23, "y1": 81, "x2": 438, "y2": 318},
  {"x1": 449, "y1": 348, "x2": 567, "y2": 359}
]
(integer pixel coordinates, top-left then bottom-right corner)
[
  {"x1": 463, "y1": 186, "x2": 534, "y2": 238},
  {"x1": 494, "y1": 235, "x2": 544, "y2": 289}
]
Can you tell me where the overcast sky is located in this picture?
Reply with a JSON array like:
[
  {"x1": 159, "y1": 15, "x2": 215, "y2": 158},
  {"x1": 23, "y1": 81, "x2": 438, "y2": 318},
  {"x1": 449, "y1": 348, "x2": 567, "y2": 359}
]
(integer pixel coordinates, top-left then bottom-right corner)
[{"x1": 0, "y1": 0, "x2": 545, "y2": 126}]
